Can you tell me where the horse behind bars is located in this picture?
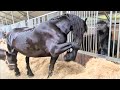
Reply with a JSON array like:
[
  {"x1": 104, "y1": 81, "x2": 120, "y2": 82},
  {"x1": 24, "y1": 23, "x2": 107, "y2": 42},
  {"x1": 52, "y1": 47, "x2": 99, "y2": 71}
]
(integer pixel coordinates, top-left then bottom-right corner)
[
  {"x1": 5, "y1": 14, "x2": 87, "y2": 78},
  {"x1": 96, "y1": 20, "x2": 118, "y2": 57}
]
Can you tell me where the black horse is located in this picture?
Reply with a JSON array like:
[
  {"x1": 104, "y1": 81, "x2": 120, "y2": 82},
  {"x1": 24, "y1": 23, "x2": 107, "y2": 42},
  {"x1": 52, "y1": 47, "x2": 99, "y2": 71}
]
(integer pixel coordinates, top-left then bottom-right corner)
[
  {"x1": 96, "y1": 20, "x2": 117, "y2": 56},
  {"x1": 5, "y1": 14, "x2": 87, "y2": 78}
]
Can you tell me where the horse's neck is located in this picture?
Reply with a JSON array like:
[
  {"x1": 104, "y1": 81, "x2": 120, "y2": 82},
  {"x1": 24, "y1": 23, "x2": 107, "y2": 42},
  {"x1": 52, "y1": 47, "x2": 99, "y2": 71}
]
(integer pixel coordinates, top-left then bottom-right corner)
[{"x1": 56, "y1": 20, "x2": 70, "y2": 35}]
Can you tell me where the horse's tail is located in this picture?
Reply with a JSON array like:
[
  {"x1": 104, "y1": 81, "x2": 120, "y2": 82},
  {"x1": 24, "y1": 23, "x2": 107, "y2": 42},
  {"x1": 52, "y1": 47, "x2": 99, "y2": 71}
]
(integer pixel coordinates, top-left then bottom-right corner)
[{"x1": 0, "y1": 48, "x2": 7, "y2": 60}]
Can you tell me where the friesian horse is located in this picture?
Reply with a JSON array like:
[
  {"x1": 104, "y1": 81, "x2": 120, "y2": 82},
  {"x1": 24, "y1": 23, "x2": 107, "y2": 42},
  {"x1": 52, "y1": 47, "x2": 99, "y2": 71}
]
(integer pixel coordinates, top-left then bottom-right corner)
[{"x1": 5, "y1": 14, "x2": 87, "y2": 78}]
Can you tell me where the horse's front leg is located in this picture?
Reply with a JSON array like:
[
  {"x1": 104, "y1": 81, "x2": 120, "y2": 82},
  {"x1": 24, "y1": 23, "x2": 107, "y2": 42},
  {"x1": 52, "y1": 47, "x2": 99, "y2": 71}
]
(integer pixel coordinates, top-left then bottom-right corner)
[
  {"x1": 47, "y1": 56, "x2": 59, "y2": 78},
  {"x1": 47, "y1": 42, "x2": 77, "y2": 78},
  {"x1": 14, "y1": 58, "x2": 21, "y2": 76},
  {"x1": 12, "y1": 51, "x2": 20, "y2": 76},
  {"x1": 26, "y1": 57, "x2": 34, "y2": 77},
  {"x1": 49, "y1": 42, "x2": 79, "y2": 57}
]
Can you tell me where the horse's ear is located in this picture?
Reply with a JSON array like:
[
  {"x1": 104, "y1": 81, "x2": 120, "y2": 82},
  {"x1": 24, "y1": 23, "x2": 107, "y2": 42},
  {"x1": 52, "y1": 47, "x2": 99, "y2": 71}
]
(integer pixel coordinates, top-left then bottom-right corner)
[{"x1": 85, "y1": 18, "x2": 87, "y2": 22}]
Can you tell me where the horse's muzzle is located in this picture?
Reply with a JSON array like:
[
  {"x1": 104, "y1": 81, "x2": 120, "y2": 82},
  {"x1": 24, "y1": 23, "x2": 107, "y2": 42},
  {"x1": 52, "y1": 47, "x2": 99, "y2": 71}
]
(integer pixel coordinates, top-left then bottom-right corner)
[
  {"x1": 64, "y1": 51, "x2": 75, "y2": 62},
  {"x1": 8, "y1": 65, "x2": 15, "y2": 70},
  {"x1": 5, "y1": 60, "x2": 15, "y2": 70}
]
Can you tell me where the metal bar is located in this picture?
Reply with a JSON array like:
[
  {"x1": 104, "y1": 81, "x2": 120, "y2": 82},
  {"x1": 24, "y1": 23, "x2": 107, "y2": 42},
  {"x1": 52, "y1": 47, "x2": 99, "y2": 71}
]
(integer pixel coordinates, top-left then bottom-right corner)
[
  {"x1": 112, "y1": 11, "x2": 117, "y2": 57},
  {"x1": 60, "y1": 11, "x2": 63, "y2": 15},
  {"x1": 78, "y1": 50, "x2": 120, "y2": 63},
  {"x1": 117, "y1": 16, "x2": 120, "y2": 58},
  {"x1": 86, "y1": 11, "x2": 89, "y2": 52},
  {"x1": 81, "y1": 11, "x2": 83, "y2": 19},
  {"x1": 5, "y1": 15, "x2": 8, "y2": 25},
  {"x1": 27, "y1": 11, "x2": 29, "y2": 21},
  {"x1": 95, "y1": 11, "x2": 98, "y2": 54},
  {"x1": 83, "y1": 11, "x2": 85, "y2": 20},
  {"x1": 78, "y1": 11, "x2": 80, "y2": 17},
  {"x1": 108, "y1": 11, "x2": 112, "y2": 57},
  {"x1": 90, "y1": 11, "x2": 93, "y2": 52},
  {"x1": 83, "y1": 11, "x2": 87, "y2": 51},
  {"x1": 93, "y1": 11, "x2": 96, "y2": 53},
  {"x1": 11, "y1": 11, "x2": 14, "y2": 24}
]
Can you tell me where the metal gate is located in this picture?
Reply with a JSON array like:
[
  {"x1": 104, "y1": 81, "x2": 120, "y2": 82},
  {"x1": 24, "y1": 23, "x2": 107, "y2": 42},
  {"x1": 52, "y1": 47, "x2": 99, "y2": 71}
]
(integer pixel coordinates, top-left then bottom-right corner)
[{"x1": 66, "y1": 11, "x2": 120, "y2": 64}]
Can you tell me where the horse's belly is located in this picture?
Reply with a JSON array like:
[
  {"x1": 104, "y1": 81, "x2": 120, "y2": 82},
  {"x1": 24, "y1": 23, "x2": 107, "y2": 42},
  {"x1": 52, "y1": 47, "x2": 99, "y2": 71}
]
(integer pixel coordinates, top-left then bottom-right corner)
[
  {"x1": 13, "y1": 41, "x2": 51, "y2": 57},
  {"x1": 18, "y1": 49, "x2": 51, "y2": 57},
  {"x1": 28, "y1": 50, "x2": 51, "y2": 57}
]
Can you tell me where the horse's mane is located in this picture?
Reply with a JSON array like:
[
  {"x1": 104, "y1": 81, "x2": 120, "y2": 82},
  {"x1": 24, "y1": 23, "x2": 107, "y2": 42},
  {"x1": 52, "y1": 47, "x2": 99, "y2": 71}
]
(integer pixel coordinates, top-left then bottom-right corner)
[
  {"x1": 49, "y1": 14, "x2": 69, "y2": 24},
  {"x1": 13, "y1": 27, "x2": 35, "y2": 32},
  {"x1": 67, "y1": 14, "x2": 87, "y2": 45},
  {"x1": 49, "y1": 14, "x2": 87, "y2": 44}
]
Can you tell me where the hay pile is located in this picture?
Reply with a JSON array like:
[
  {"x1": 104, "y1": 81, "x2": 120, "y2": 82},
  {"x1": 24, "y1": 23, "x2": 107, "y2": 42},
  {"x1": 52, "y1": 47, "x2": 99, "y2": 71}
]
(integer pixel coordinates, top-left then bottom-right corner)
[{"x1": 0, "y1": 42, "x2": 120, "y2": 79}]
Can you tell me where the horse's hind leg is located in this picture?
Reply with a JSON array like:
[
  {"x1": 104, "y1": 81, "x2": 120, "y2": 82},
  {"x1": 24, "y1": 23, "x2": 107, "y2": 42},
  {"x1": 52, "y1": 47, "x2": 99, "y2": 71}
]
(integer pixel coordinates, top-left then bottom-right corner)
[
  {"x1": 13, "y1": 50, "x2": 21, "y2": 76},
  {"x1": 7, "y1": 44, "x2": 20, "y2": 76},
  {"x1": 26, "y1": 57, "x2": 34, "y2": 77},
  {"x1": 47, "y1": 56, "x2": 59, "y2": 78}
]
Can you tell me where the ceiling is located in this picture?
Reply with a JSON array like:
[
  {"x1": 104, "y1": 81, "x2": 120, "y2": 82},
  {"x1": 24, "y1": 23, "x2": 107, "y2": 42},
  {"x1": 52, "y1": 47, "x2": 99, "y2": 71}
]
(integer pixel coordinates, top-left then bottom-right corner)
[
  {"x1": 0, "y1": 11, "x2": 52, "y2": 25},
  {"x1": 0, "y1": 11, "x2": 119, "y2": 25}
]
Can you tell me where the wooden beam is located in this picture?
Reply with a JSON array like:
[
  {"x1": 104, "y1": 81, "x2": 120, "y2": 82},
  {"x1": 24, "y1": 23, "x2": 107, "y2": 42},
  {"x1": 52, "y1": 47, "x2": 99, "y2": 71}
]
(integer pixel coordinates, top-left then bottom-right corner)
[
  {"x1": 0, "y1": 15, "x2": 13, "y2": 22},
  {"x1": 26, "y1": 11, "x2": 29, "y2": 20},
  {"x1": 103, "y1": 11, "x2": 110, "y2": 21},
  {"x1": 18, "y1": 11, "x2": 34, "y2": 19},
  {"x1": 5, "y1": 15, "x2": 8, "y2": 25},
  {"x1": 11, "y1": 11, "x2": 14, "y2": 24},
  {"x1": 1, "y1": 11, "x2": 23, "y2": 21}
]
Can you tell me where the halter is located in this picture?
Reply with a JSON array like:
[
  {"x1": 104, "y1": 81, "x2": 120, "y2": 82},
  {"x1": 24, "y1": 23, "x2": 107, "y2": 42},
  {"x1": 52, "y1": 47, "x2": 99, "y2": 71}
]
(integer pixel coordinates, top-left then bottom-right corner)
[{"x1": 4, "y1": 56, "x2": 15, "y2": 66}]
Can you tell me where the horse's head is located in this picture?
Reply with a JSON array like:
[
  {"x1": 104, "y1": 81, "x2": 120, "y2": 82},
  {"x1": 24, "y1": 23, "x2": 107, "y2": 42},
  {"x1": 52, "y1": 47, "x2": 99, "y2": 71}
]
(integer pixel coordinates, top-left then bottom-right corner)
[
  {"x1": 96, "y1": 20, "x2": 109, "y2": 33},
  {"x1": 66, "y1": 14, "x2": 88, "y2": 48},
  {"x1": 5, "y1": 51, "x2": 16, "y2": 70},
  {"x1": 63, "y1": 14, "x2": 88, "y2": 62}
]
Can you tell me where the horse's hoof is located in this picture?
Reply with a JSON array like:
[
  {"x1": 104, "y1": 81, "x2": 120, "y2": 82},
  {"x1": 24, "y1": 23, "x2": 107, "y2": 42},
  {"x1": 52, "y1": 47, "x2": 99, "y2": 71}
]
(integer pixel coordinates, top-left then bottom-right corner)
[
  {"x1": 47, "y1": 75, "x2": 50, "y2": 79},
  {"x1": 28, "y1": 75, "x2": 34, "y2": 78},
  {"x1": 27, "y1": 72, "x2": 34, "y2": 77},
  {"x1": 15, "y1": 72, "x2": 21, "y2": 77},
  {"x1": 47, "y1": 73, "x2": 53, "y2": 79}
]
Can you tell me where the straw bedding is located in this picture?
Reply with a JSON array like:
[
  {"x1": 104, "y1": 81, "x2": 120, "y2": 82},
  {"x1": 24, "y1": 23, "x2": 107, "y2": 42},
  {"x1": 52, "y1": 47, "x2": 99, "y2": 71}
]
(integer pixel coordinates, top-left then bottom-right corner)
[{"x1": 0, "y1": 40, "x2": 120, "y2": 79}]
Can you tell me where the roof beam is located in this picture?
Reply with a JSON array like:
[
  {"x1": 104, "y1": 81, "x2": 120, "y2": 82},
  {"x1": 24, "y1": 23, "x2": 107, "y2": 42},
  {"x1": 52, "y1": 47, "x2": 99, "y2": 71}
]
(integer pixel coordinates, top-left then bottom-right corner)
[
  {"x1": 103, "y1": 11, "x2": 110, "y2": 21},
  {"x1": 0, "y1": 18, "x2": 12, "y2": 25},
  {"x1": 0, "y1": 15, "x2": 13, "y2": 23},
  {"x1": 21, "y1": 11, "x2": 34, "y2": 18},
  {"x1": 1, "y1": 11, "x2": 23, "y2": 21},
  {"x1": 11, "y1": 11, "x2": 14, "y2": 24},
  {"x1": 18, "y1": 11, "x2": 34, "y2": 19}
]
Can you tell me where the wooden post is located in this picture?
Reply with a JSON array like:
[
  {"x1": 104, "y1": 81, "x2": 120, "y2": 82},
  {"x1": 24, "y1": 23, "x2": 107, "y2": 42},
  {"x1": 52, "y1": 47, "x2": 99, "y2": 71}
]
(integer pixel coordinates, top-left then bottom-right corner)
[{"x1": 11, "y1": 11, "x2": 14, "y2": 24}]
